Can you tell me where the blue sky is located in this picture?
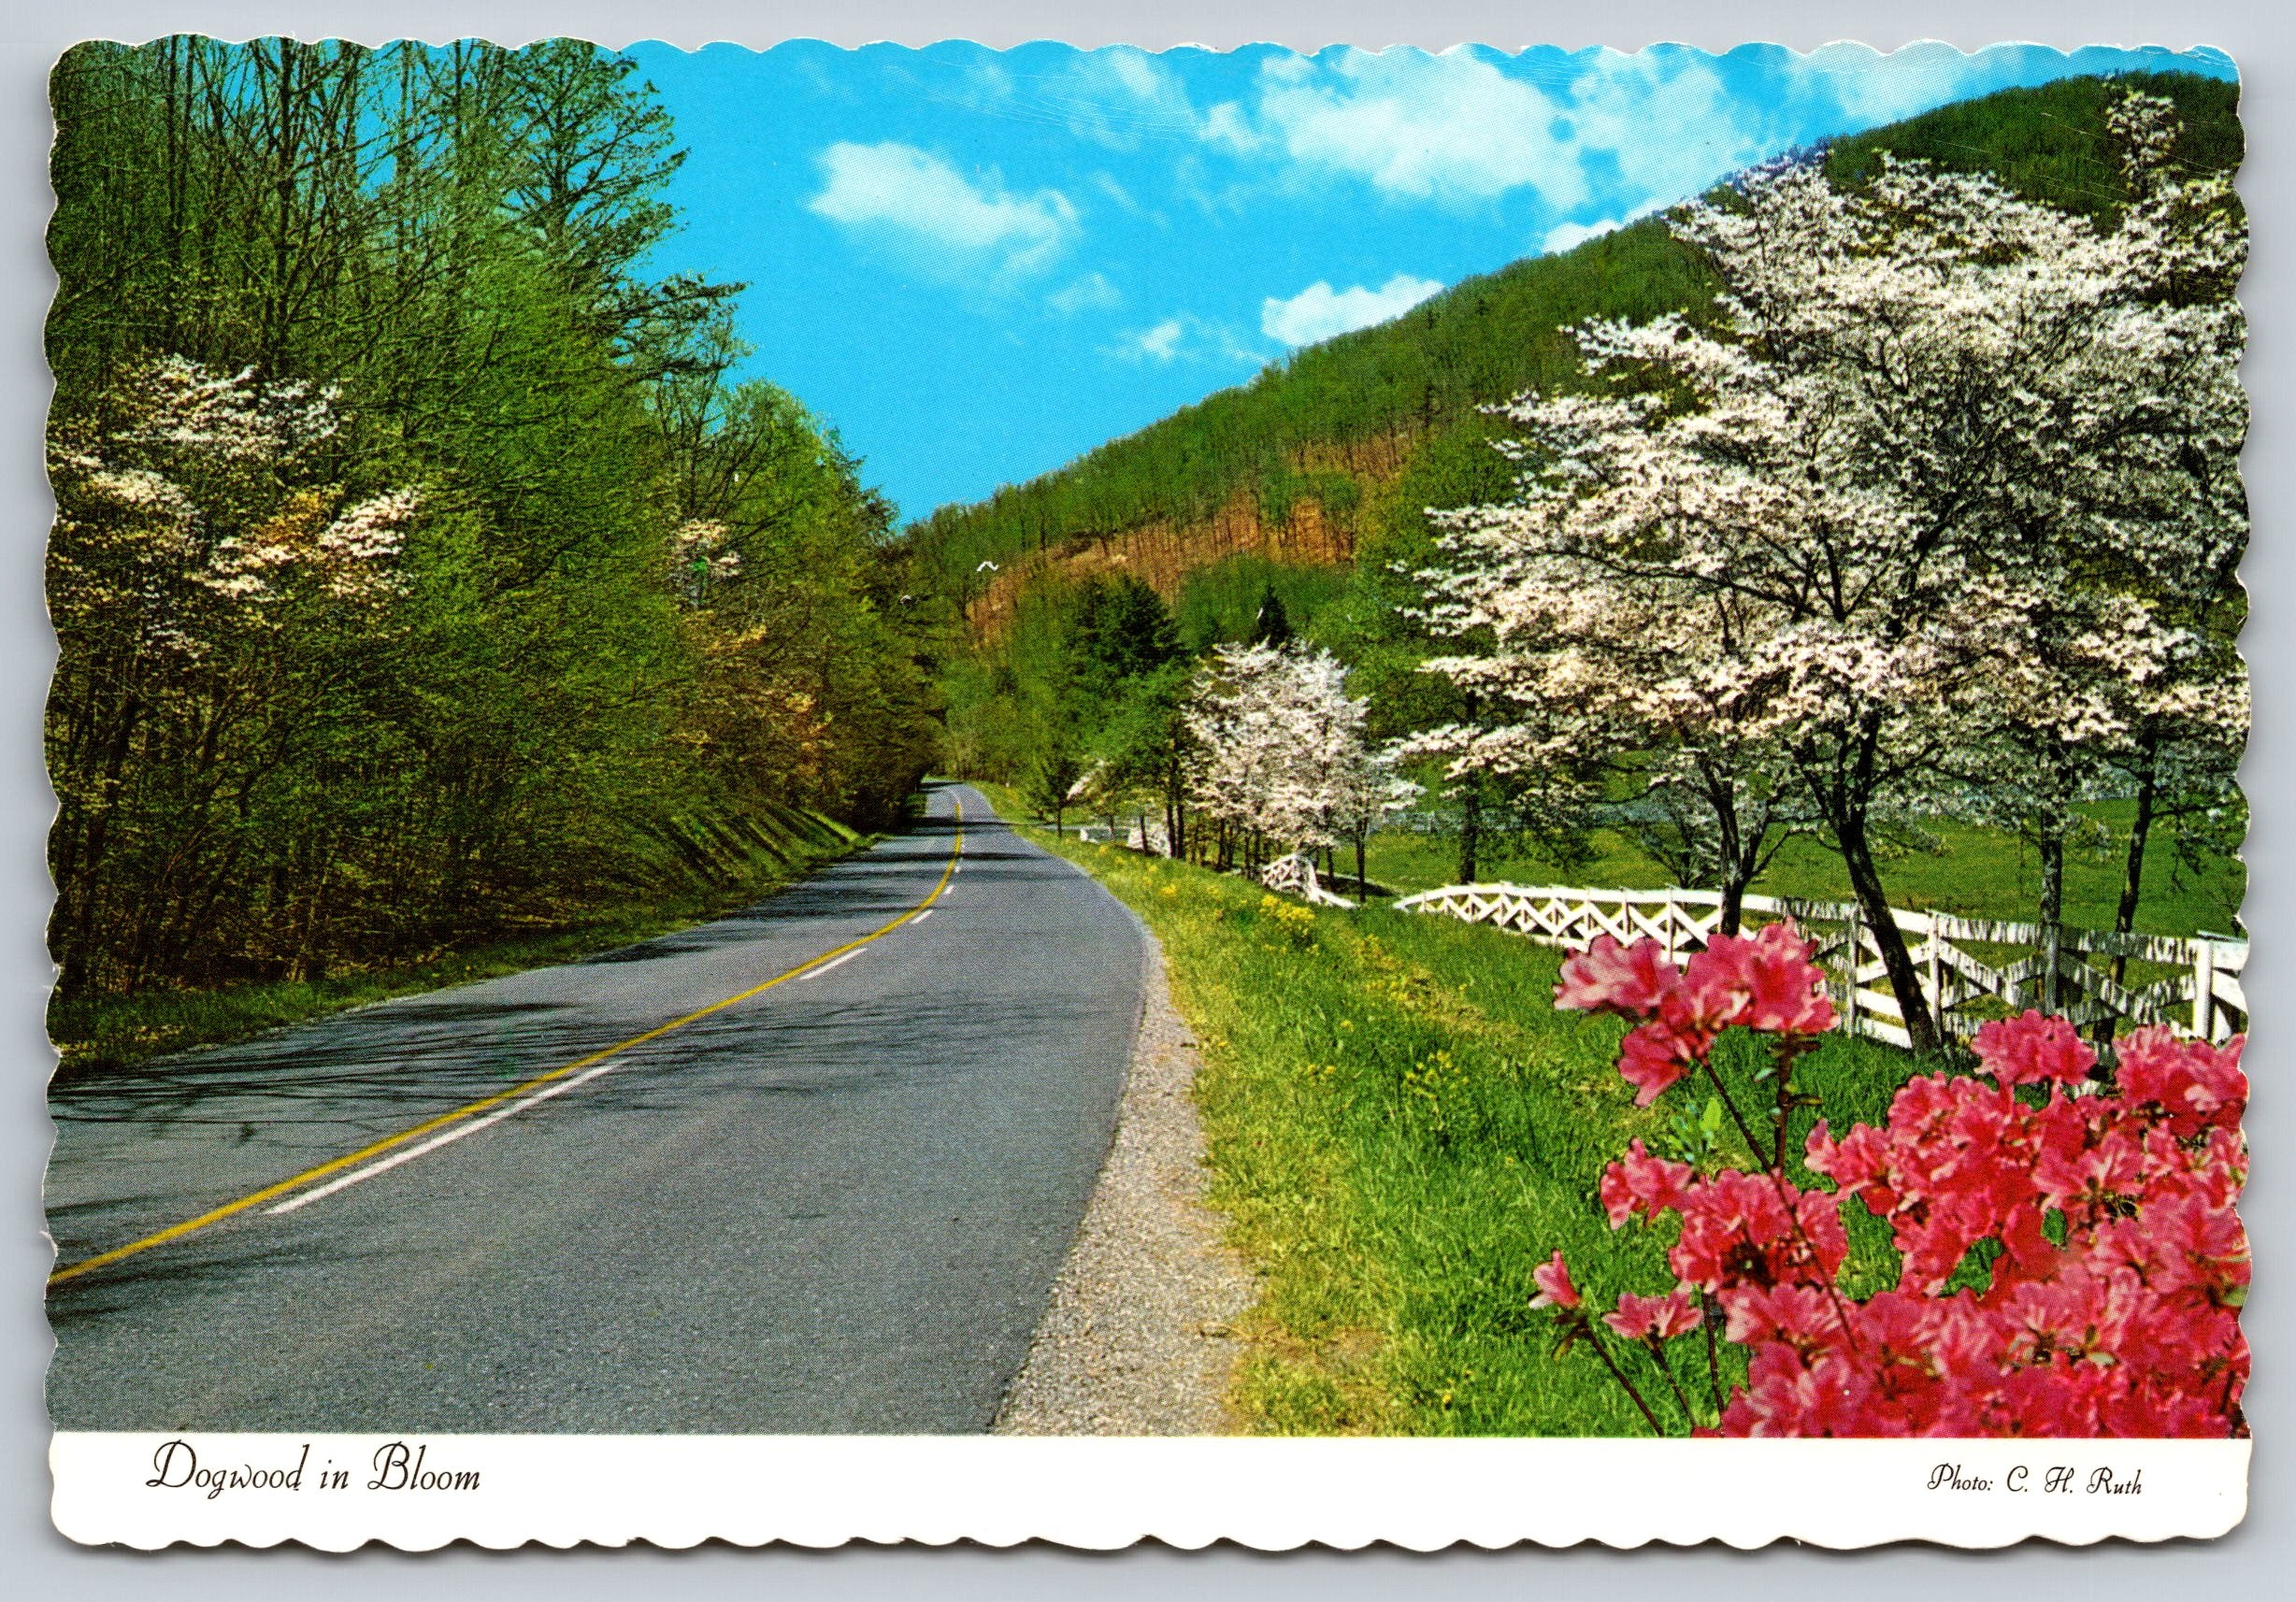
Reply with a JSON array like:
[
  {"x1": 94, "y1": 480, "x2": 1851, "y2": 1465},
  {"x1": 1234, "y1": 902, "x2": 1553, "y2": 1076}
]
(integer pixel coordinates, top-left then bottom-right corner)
[{"x1": 624, "y1": 40, "x2": 2236, "y2": 525}]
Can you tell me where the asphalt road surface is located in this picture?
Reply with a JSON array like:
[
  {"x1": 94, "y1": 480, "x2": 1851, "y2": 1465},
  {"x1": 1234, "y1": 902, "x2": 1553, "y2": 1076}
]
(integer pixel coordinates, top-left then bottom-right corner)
[{"x1": 46, "y1": 783, "x2": 1146, "y2": 1433}]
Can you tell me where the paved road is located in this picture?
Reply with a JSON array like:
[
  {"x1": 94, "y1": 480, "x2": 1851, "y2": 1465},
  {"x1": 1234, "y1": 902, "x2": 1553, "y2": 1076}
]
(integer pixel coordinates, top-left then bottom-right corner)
[{"x1": 45, "y1": 784, "x2": 1145, "y2": 1433}]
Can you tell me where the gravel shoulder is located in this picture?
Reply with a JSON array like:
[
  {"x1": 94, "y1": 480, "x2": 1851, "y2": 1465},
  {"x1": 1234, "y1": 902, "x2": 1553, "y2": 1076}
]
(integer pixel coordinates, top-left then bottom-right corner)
[{"x1": 994, "y1": 931, "x2": 1255, "y2": 1436}]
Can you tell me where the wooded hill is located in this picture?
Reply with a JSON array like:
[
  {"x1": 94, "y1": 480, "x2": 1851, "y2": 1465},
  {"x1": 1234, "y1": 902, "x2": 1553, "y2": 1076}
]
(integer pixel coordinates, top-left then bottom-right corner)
[{"x1": 905, "y1": 71, "x2": 2241, "y2": 639}]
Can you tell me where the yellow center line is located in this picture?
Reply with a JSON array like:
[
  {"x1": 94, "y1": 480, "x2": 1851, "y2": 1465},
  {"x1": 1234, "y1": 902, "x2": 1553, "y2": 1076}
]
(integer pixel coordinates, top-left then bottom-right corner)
[{"x1": 49, "y1": 800, "x2": 967, "y2": 1288}]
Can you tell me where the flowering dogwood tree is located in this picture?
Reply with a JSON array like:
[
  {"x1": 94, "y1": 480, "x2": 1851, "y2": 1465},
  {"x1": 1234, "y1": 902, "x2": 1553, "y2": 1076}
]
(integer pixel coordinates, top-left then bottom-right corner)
[
  {"x1": 2079, "y1": 93, "x2": 2249, "y2": 975},
  {"x1": 1533, "y1": 926, "x2": 2247, "y2": 1437},
  {"x1": 1938, "y1": 93, "x2": 2248, "y2": 997},
  {"x1": 1184, "y1": 641, "x2": 1405, "y2": 871},
  {"x1": 1403, "y1": 400, "x2": 1816, "y2": 933},
  {"x1": 1415, "y1": 93, "x2": 2245, "y2": 1055},
  {"x1": 47, "y1": 356, "x2": 423, "y2": 991}
]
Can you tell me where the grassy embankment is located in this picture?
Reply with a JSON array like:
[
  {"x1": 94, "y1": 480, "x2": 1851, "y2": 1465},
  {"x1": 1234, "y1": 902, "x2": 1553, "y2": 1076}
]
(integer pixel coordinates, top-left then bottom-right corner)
[
  {"x1": 48, "y1": 806, "x2": 869, "y2": 1081},
  {"x1": 1363, "y1": 799, "x2": 2244, "y2": 938},
  {"x1": 981, "y1": 782, "x2": 1918, "y2": 1436}
]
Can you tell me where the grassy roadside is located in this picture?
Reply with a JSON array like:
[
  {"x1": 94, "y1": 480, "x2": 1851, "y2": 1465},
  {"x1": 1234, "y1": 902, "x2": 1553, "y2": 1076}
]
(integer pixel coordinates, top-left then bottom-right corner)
[
  {"x1": 980, "y1": 783, "x2": 1918, "y2": 1436},
  {"x1": 1363, "y1": 798, "x2": 2244, "y2": 938},
  {"x1": 48, "y1": 806, "x2": 871, "y2": 1082}
]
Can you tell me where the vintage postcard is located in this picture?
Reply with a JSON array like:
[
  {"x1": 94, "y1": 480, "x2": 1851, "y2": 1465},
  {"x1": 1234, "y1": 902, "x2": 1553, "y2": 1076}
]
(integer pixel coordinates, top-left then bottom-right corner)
[{"x1": 41, "y1": 36, "x2": 2248, "y2": 1550}]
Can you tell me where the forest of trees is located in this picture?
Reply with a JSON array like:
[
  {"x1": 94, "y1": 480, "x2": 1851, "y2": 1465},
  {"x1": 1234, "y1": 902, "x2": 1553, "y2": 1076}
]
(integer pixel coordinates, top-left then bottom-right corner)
[{"x1": 46, "y1": 38, "x2": 934, "y2": 1001}]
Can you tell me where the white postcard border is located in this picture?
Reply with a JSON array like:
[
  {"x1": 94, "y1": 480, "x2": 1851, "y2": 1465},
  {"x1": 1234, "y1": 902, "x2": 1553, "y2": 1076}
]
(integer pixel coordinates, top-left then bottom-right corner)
[{"x1": 50, "y1": 1434, "x2": 2247, "y2": 1551}]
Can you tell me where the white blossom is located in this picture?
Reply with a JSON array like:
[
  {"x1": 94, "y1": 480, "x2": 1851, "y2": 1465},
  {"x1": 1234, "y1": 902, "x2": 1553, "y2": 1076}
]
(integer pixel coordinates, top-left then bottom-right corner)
[
  {"x1": 670, "y1": 518, "x2": 744, "y2": 603},
  {"x1": 1184, "y1": 642, "x2": 1401, "y2": 853},
  {"x1": 48, "y1": 355, "x2": 419, "y2": 652}
]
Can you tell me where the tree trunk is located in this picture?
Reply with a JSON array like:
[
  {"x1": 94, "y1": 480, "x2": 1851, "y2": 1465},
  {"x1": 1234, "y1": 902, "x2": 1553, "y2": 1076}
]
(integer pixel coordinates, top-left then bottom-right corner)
[
  {"x1": 1457, "y1": 783, "x2": 1483, "y2": 884},
  {"x1": 1833, "y1": 809, "x2": 1944, "y2": 1057},
  {"x1": 2108, "y1": 733, "x2": 2160, "y2": 994},
  {"x1": 1712, "y1": 774, "x2": 1746, "y2": 937},
  {"x1": 61, "y1": 695, "x2": 143, "y2": 996},
  {"x1": 1356, "y1": 828, "x2": 1367, "y2": 897},
  {"x1": 2037, "y1": 816, "x2": 2066, "y2": 1017}
]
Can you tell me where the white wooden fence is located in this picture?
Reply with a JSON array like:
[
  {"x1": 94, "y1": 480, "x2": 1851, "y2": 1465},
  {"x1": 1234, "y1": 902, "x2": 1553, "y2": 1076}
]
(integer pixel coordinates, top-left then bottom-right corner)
[
  {"x1": 1260, "y1": 851, "x2": 1359, "y2": 909},
  {"x1": 1384, "y1": 882, "x2": 2246, "y2": 1048}
]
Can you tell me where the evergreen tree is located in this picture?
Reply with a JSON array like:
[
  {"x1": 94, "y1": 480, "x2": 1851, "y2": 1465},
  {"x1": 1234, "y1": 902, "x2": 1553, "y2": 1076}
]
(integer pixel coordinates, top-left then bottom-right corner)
[{"x1": 1249, "y1": 585, "x2": 1294, "y2": 647}]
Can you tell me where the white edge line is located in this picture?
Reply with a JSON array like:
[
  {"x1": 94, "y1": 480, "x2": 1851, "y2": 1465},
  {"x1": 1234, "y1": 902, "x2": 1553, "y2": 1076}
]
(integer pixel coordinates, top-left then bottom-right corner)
[
  {"x1": 266, "y1": 1055, "x2": 628, "y2": 1216},
  {"x1": 261, "y1": 851, "x2": 952, "y2": 1221},
  {"x1": 796, "y1": 947, "x2": 865, "y2": 982}
]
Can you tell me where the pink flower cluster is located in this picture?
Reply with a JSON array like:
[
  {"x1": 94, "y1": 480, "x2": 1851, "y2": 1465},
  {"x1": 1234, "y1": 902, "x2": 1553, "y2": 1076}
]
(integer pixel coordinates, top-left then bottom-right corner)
[
  {"x1": 1557, "y1": 923, "x2": 1835, "y2": 1104},
  {"x1": 1542, "y1": 929, "x2": 2248, "y2": 1438}
]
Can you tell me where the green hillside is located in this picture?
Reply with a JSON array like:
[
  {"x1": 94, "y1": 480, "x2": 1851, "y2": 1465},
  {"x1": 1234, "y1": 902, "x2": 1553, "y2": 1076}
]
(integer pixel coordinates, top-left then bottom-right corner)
[
  {"x1": 906, "y1": 216, "x2": 1712, "y2": 593},
  {"x1": 903, "y1": 71, "x2": 2239, "y2": 607}
]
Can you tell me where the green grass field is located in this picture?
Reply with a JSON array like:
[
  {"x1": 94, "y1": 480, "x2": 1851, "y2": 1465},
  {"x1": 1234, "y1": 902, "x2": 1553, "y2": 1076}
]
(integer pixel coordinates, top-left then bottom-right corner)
[
  {"x1": 982, "y1": 782, "x2": 1920, "y2": 1436},
  {"x1": 49, "y1": 810, "x2": 870, "y2": 1081},
  {"x1": 1363, "y1": 799, "x2": 2244, "y2": 939}
]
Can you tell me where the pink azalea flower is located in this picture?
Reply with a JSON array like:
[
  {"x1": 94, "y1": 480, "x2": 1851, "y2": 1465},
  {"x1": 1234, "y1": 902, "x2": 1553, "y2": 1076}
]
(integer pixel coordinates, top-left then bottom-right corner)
[
  {"x1": 1555, "y1": 935, "x2": 1676, "y2": 1019},
  {"x1": 2117, "y1": 1026, "x2": 2246, "y2": 1138},
  {"x1": 1529, "y1": 1250, "x2": 1581, "y2": 1309},
  {"x1": 1678, "y1": 922, "x2": 1836, "y2": 1037},
  {"x1": 1599, "y1": 1139, "x2": 1697, "y2": 1227},
  {"x1": 1606, "y1": 1289, "x2": 1700, "y2": 1341},
  {"x1": 1534, "y1": 984, "x2": 2250, "y2": 1438},
  {"x1": 1615, "y1": 1018, "x2": 1707, "y2": 1106},
  {"x1": 1972, "y1": 1010, "x2": 2096, "y2": 1087}
]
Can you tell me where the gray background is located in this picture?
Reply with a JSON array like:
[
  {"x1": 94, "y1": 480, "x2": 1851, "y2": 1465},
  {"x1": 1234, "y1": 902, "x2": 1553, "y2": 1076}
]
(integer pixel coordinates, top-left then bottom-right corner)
[{"x1": 3, "y1": 0, "x2": 2288, "y2": 1590}]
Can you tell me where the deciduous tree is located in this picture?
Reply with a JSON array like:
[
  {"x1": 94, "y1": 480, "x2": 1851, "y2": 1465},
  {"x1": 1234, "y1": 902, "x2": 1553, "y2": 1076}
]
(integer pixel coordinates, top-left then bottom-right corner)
[{"x1": 1416, "y1": 94, "x2": 2244, "y2": 1052}]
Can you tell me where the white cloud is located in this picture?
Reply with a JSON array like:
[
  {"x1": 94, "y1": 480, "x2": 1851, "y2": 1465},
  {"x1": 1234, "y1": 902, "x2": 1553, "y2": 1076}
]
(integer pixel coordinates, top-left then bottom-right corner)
[
  {"x1": 1248, "y1": 49, "x2": 1588, "y2": 208},
  {"x1": 1108, "y1": 313, "x2": 1262, "y2": 365},
  {"x1": 1784, "y1": 41, "x2": 1991, "y2": 134},
  {"x1": 1200, "y1": 101, "x2": 1261, "y2": 151},
  {"x1": 808, "y1": 142, "x2": 1077, "y2": 277},
  {"x1": 1131, "y1": 318, "x2": 1186, "y2": 361},
  {"x1": 963, "y1": 60, "x2": 1016, "y2": 103},
  {"x1": 1105, "y1": 49, "x2": 1168, "y2": 103},
  {"x1": 1539, "y1": 198, "x2": 1663, "y2": 255},
  {"x1": 1205, "y1": 47, "x2": 1786, "y2": 222},
  {"x1": 1565, "y1": 51, "x2": 1771, "y2": 216},
  {"x1": 1090, "y1": 171, "x2": 1142, "y2": 212},
  {"x1": 954, "y1": 47, "x2": 1211, "y2": 151},
  {"x1": 1541, "y1": 218, "x2": 1619, "y2": 254},
  {"x1": 1049, "y1": 272, "x2": 1124, "y2": 314},
  {"x1": 1260, "y1": 273, "x2": 1444, "y2": 346}
]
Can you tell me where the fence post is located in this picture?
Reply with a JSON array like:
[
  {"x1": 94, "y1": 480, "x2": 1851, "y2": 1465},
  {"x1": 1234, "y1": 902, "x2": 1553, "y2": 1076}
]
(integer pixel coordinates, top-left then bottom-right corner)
[
  {"x1": 1843, "y1": 907, "x2": 1862, "y2": 1039},
  {"x1": 1926, "y1": 924, "x2": 1944, "y2": 1039},
  {"x1": 2193, "y1": 940, "x2": 2217, "y2": 1042},
  {"x1": 1663, "y1": 890, "x2": 1677, "y2": 962}
]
